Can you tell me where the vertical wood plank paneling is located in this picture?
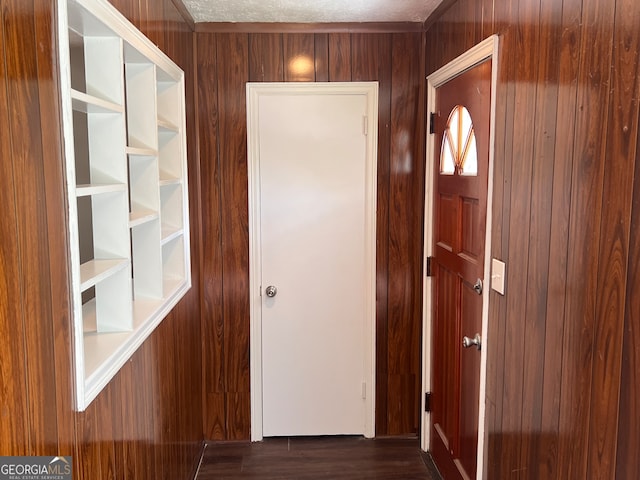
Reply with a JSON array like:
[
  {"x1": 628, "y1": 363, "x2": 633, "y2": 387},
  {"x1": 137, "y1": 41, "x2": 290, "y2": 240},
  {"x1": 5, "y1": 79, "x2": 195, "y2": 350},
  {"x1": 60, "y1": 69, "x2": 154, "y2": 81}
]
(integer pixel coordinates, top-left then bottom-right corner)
[
  {"x1": 136, "y1": 344, "x2": 155, "y2": 479},
  {"x1": 617, "y1": 111, "x2": 640, "y2": 480},
  {"x1": 162, "y1": 5, "x2": 203, "y2": 472},
  {"x1": 556, "y1": 0, "x2": 615, "y2": 477},
  {"x1": 248, "y1": 33, "x2": 284, "y2": 81},
  {"x1": 0, "y1": 0, "x2": 30, "y2": 456},
  {"x1": 427, "y1": 0, "x2": 640, "y2": 477},
  {"x1": 498, "y1": 1, "x2": 541, "y2": 475},
  {"x1": 119, "y1": 359, "x2": 143, "y2": 479},
  {"x1": 374, "y1": 34, "x2": 394, "y2": 437},
  {"x1": 1, "y1": 0, "x2": 203, "y2": 476},
  {"x1": 425, "y1": 21, "x2": 439, "y2": 74},
  {"x1": 173, "y1": 305, "x2": 201, "y2": 477},
  {"x1": 110, "y1": 377, "x2": 125, "y2": 480},
  {"x1": 197, "y1": 32, "x2": 226, "y2": 440},
  {"x1": 283, "y1": 33, "x2": 315, "y2": 81},
  {"x1": 168, "y1": 2, "x2": 204, "y2": 473},
  {"x1": 386, "y1": 32, "x2": 425, "y2": 435},
  {"x1": 480, "y1": 0, "x2": 494, "y2": 40},
  {"x1": 587, "y1": 0, "x2": 640, "y2": 475},
  {"x1": 199, "y1": 30, "x2": 424, "y2": 439},
  {"x1": 480, "y1": 0, "x2": 515, "y2": 473},
  {"x1": 352, "y1": 33, "x2": 393, "y2": 436},
  {"x1": 518, "y1": 0, "x2": 561, "y2": 474},
  {"x1": 33, "y1": 0, "x2": 77, "y2": 460},
  {"x1": 314, "y1": 33, "x2": 329, "y2": 81},
  {"x1": 3, "y1": 0, "x2": 59, "y2": 455},
  {"x1": 464, "y1": 0, "x2": 478, "y2": 48},
  {"x1": 94, "y1": 385, "x2": 116, "y2": 480},
  {"x1": 108, "y1": 0, "x2": 141, "y2": 27},
  {"x1": 76, "y1": 407, "x2": 101, "y2": 479},
  {"x1": 143, "y1": 0, "x2": 164, "y2": 48},
  {"x1": 489, "y1": 13, "x2": 520, "y2": 477},
  {"x1": 537, "y1": 0, "x2": 582, "y2": 477},
  {"x1": 441, "y1": 4, "x2": 466, "y2": 66},
  {"x1": 154, "y1": 318, "x2": 179, "y2": 480},
  {"x1": 216, "y1": 33, "x2": 251, "y2": 439},
  {"x1": 328, "y1": 33, "x2": 351, "y2": 81}
]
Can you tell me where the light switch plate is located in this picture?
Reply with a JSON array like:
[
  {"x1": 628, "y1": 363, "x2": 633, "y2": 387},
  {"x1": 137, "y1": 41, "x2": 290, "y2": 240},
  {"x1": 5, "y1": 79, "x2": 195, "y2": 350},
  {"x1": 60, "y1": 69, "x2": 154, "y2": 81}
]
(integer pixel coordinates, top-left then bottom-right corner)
[{"x1": 491, "y1": 258, "x2": 506, "y2": 295}]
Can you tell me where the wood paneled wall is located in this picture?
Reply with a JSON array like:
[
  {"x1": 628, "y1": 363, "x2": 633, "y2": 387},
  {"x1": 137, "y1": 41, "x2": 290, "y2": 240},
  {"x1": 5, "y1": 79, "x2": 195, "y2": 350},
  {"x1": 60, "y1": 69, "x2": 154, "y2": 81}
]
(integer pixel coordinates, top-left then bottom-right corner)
[
  {"x1": 426, "y1": 0, "x2": 640, "y2": 477},
  {"x1": 196, "y1": 31, "x2": 426, "y2": 439},
  {"x1": 0, "y1": 0, "x2": 203, "y2": 478}
]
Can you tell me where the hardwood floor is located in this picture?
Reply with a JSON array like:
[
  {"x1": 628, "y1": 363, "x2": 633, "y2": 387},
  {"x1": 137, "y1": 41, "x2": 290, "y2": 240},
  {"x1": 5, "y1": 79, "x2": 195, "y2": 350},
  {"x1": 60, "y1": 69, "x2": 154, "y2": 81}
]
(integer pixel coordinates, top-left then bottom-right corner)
[{"x1": 195, "y1": 436, "x2": 442, "y2": 479}]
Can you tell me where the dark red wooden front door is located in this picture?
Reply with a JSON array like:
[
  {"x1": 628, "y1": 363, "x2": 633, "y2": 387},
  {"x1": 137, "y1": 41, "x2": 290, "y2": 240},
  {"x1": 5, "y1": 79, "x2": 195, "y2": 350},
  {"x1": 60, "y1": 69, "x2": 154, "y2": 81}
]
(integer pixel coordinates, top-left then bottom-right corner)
[{"x1": 430, "y1": 59, "x2": 492, "y2": 480}]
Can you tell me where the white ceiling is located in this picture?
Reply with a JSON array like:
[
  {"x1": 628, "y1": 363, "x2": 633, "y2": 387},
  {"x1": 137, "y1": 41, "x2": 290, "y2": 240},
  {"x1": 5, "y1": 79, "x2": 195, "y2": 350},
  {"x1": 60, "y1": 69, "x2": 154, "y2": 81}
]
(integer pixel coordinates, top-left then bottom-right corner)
[{"x1": 182, "y1": 0, "x2": 444, "y2": 24}]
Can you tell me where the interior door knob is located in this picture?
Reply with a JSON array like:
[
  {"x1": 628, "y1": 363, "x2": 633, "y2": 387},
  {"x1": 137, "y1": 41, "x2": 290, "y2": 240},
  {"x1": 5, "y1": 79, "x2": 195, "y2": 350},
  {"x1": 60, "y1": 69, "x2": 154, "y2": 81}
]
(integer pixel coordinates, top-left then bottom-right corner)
[
  {"x1": 265, "y1": 285, "x2": 277, "y2": 298},
  {"x1": 462, "y1": 333, "x2": 481, "y2": 350}
]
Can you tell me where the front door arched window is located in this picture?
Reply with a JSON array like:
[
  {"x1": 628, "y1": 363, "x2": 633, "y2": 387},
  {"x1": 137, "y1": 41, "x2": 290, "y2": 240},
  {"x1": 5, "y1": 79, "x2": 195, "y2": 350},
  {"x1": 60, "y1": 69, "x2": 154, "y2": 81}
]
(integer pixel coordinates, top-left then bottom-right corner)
[{"x1": 440, "y1": 105, "x2": 478, "y2": 176}]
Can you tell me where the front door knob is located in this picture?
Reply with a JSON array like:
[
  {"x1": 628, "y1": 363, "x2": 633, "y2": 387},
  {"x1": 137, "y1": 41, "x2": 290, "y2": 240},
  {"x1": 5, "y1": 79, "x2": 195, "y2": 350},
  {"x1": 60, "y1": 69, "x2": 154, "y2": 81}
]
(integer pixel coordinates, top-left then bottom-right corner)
[
  {"x1": 462, "y1": 333, "x2": 481, "y2": 350},
  {"x1": 265, "y1": 285, "x2": 278, "y2": 298},
  {"x1": 473, "y1": 278, "x2": 483, "y2": 295}
]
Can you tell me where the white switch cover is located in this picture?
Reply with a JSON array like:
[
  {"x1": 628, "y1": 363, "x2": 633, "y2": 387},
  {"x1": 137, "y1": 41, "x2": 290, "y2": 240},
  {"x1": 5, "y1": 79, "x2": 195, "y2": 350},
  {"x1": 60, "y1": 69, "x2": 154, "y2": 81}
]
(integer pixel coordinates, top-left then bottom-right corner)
[{"x1": 491, "y1": 258, "x2": 506, "y2": 295}]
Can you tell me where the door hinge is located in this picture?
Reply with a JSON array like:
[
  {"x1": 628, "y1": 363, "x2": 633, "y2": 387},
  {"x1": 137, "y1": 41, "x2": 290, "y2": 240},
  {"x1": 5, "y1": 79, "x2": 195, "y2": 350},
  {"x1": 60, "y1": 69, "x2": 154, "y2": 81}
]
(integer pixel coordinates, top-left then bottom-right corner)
[
  {"x1": 429, "y1": 112, "x2": 436, "y2": 134},
  {"x1": 425, "y1": 392, "x2": 432, "y2": 412},
  {"x1": 426, "y1": 256, "x2": 434, "y2": 277},
  {"x1": 362, "y1": 381, "x2": 367, "y2": 399},
  {"x1": 363, "y1": 115, "x2": 368, "y2": 136}
]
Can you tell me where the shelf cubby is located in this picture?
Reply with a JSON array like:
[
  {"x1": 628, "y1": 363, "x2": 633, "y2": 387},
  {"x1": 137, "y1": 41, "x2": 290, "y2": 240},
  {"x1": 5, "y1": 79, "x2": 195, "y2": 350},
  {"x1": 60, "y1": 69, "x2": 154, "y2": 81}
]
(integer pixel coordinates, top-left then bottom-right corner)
[
  {"x1": 76, "y1": 191, "x2": 132, "y2": 333},
  {"x1": 131, "y1": 219, "x2": 163, "y2": 299},
  {"x1": 128, "y1": 152, "x2": 160, "y2": 215},
  {"x1": 158, "y1": 129, "x2": 182, "y2": 182},
  {"x1": 58, "y1": 0, "x2": 190, "y2": 411},
  {"x1": 162, "y1": 235, "x2": 186, "y2": 295},
  {"x1": 68, "y1": 31, "x2": 123, "y2": 105},
  {"x1": 125, "y1": 61, "x2": 157, "y2": 150},
  {"x1": 160, "y1": 183, "x2": 184, "y2": 242}
]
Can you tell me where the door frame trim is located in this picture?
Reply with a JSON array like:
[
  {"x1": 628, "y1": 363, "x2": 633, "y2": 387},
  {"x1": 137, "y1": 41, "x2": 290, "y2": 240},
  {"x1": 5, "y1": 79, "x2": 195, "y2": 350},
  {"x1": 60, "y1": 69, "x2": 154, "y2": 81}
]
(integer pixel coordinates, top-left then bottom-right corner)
[
  {"x1": 247, "y1": 82, "x2": 379, "y2": 441},
  {"x1": 421, "y1": 35, "x2": 500, "y2": 478}
]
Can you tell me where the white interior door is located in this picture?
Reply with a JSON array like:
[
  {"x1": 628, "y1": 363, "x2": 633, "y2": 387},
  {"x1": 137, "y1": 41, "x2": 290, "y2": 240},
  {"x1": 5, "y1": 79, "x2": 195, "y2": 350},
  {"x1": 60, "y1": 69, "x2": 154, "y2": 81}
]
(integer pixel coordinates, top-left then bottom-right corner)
[{"x1": 247, "y1": 83, "x2": 378, "y2": 439}]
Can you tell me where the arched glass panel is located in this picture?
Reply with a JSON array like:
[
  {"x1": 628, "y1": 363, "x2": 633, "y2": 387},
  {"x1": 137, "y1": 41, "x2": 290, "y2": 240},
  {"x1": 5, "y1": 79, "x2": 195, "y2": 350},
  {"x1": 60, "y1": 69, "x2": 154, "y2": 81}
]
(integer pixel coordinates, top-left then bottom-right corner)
[
  {"x1": 440, "y1": 135, "x2": 455, "y2": 174},
  {"x1": 461, "y1": 131, "x2": 478, "y2": 176},
  {"x1": 439, "y1": 105, "x2": 478, "y2": 177}
]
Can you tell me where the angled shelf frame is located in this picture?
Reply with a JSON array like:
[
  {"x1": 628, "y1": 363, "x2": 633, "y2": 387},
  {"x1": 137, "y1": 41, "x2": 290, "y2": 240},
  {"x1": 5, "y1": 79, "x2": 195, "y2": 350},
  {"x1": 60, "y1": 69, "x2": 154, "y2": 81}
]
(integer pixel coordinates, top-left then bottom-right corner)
[{"x1": 57, "y1": 0, "x2": 191, "y2": 411}]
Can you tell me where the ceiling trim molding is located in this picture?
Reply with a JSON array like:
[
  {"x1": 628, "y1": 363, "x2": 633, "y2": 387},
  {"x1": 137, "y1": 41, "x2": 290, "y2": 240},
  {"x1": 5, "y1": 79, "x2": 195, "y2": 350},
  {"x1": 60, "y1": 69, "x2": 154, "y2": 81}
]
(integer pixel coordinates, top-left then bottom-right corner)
[
  {"x1": 194, "y1": 21, "x2": 425, "y2": 34},
  {"x1": 171, "y1": 0, "x2": 196, "y2": 31}
]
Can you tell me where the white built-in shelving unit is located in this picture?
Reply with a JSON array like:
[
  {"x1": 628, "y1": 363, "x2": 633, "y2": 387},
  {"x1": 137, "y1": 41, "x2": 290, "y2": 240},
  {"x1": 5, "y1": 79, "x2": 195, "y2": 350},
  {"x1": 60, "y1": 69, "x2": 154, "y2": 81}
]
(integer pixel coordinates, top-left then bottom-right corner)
[{"x1": 57, "y1": 0, "x2": 191, "y2": 410}]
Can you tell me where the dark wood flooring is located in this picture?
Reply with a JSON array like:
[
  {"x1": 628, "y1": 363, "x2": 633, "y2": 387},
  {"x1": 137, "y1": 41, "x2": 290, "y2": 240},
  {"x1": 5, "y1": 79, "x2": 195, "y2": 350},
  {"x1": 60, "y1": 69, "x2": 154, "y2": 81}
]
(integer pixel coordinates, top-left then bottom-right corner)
[{"x1": 195, "y1": 436, "x2": 442, "y2": 479}]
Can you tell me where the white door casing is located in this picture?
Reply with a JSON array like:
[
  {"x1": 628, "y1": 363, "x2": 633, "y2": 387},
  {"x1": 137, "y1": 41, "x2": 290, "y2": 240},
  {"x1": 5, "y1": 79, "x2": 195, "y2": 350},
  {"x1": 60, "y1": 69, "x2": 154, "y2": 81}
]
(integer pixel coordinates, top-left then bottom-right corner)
[
  {"x1": 247, "y1": 82, "x2": 378, "y2": 441},
  {"x1": 422, "y1": 35, "x2": 500, "y2": 479}
]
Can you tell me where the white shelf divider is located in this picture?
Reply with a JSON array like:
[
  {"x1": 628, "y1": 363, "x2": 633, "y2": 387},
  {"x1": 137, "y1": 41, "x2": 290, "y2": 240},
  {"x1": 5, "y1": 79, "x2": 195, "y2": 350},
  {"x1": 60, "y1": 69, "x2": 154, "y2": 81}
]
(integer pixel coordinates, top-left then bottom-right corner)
[
  {"x1": 157, "y1": 118, "x2": 179, "y2": 133},
  {"x1": 71, "y1": 89, "x2": 123, "y2": 113},
  {"x1": 79, "y1": 258, "x2": 129, "y2": 291},
  {"x1": 161, "y1": 227, "x2": 183, "y2": 245},
  {"x1": 159, "y1": 177, "x2": 181, "y2": 187},
  {"x1": 129, "y1": 209, "x2": 159, "y2": 227},
  {"x1": 126, "y1": 146, "x2": 157, "y2": 156},
  {"x1": 76, "y1": 183, "x2": 126, "y2": 196}
]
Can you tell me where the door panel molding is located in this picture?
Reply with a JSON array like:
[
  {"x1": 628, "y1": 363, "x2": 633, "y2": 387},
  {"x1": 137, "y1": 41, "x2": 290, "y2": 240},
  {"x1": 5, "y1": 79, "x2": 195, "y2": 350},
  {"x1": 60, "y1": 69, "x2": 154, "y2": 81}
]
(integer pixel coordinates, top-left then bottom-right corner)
[
  {"x1": 247, "y1": 82, "x2": 378, "y2": 441},
  {"x1": 422, "y1": 35, "x2": 499, "y2": 479}
]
